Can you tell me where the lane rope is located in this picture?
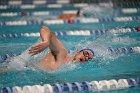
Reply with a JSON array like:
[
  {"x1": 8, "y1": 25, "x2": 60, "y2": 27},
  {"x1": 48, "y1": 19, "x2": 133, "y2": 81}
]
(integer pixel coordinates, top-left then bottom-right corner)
[
  {"x1": 0, "y1": 27, "x2": 139, "y2": 38},
  {"x1": 0, "y1": 16, "x2": 139, "y2": 26},
  {"x1": 0, "y1": 77, "x2": 140, "y2": 93},
  {"x1": 0, "y1": 8, "x2": 140, "y2": 17}
]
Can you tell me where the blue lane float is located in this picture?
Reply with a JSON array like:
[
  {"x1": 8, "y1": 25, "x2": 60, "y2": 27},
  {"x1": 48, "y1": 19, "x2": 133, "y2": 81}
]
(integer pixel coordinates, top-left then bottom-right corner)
[
  {"x1": 0, "y1": 46, "x2": 140, "y2": 63},
  {"x1": 72, "y1": 82, "x2": 82, "y2": 91},
  {"x1": 81, "y1": 81, "x2": 91, "y2": 91},
  {"x1": 0, "y1": 87, "x2": 12, "y2": 93},
  {"x1": 108, "y1": 47, "x2": 133, "y2": 54},
  {"x1": 62, "y1": 83, "x2": 73, "y2": 92},
  {"x1": 127, "y1": 78, "x2": 138, "y2": 87},
  {"x1": 0, "y1": 77, "x2": 140, "y2": 93},
  {"x1": 0, "y1": 16, "x2": 139, "y2": 26},
  {"x1": 0, "y1": 53, "x2": 20, "y2": 63}
]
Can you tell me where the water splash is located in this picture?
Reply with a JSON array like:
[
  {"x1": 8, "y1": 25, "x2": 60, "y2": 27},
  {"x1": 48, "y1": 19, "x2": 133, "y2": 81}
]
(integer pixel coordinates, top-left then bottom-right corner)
[
  {"x1": 8, "y1": 48, "x2": 31, "y2": 70},
  {"x1": 111, "y1": 37, "x2": 137, "y2": 45},
  {"x1": 73, "y1": 34, "x2": 125, "y2": 64},
  {"x1": 80, "y1": 3, "x2": 118, "y2": 18},
  {"x1": 8, "y1": 40, "x2": 41, "y2": 70}
]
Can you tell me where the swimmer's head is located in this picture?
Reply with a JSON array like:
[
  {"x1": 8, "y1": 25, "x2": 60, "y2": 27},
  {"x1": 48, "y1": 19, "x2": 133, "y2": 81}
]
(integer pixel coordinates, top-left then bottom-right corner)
[{"x1": 74, "y1": 48, "x2": 94, "y2": 62}]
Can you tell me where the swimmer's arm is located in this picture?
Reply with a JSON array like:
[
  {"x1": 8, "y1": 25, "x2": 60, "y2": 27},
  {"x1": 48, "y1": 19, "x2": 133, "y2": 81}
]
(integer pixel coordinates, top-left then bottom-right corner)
[
  {"x1": 46, "y1": 27, "x2": 67, "y2": 63},
  {"x1": 29, "y1": 26, "x2": 67, "y2": 59},
  {"x1": 40, "y1": 26, "x2": 51, "y2": 42},
  {"x1": 29, "y1": 26, "x2": 51, "y2": 55},
  {"x1": 40, "y1": 26, "x2": 67, "y2": 55}
]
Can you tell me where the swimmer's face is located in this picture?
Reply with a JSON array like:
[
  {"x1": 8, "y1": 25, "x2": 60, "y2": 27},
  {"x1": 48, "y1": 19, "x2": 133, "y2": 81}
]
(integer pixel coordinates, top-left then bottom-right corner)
[{"x1": 74, "y1": 49, "x2": 94, "y2": 62}]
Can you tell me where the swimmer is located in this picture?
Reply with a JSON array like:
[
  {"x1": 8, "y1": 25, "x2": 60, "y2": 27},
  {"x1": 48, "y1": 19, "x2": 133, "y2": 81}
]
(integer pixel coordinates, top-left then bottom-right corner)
[
  {"x1": 28, "y1": 26, "x2": 94, "y2": 71},
  {"x1": 57, "y1": 9, "x2": 80, "y2": 20}
]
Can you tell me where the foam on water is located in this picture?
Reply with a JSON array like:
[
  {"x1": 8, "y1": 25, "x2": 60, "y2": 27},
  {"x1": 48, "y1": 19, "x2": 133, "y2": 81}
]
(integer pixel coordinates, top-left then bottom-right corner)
[
  {"x1": 80, "y1": 3, "x2": 118, "y2": 18},
  {"x1": 8, "y1": 47, "x2": 32, "y2": 70},
  {"x1": 75, "y1": 37, "x2": 111, "y2": 56},
  {"x1": 7, "y1": 40, "x2": 41, "y2": 70},
  {"x1": 111, "y1": 37, "x2": 137, "y2": 45},
  {"x1": 73, "y1": 33, "x2": 134, "y2": 64}
]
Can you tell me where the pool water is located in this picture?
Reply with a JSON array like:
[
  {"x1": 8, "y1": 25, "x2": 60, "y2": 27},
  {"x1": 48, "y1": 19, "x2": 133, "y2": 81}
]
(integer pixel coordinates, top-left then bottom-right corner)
[{"x1": 0, "y1": 3, "x2": 140, "y2": 93}]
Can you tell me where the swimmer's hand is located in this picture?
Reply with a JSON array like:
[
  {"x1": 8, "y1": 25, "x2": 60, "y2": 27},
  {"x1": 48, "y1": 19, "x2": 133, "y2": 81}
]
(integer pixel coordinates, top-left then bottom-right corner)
[{"x1": 29, "y1": 41, "x2": 49, "y2": 55}]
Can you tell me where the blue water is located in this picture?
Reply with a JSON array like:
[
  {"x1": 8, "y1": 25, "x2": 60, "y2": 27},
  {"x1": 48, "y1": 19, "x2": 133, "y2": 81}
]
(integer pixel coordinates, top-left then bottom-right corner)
[{"x1": 0, "y1": 4, "x2": 140, "y2": 93}]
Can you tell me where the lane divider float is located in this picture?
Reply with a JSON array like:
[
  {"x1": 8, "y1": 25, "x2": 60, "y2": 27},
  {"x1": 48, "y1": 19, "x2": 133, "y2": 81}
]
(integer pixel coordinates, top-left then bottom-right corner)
[
  {"x1": 1, "y1": 8, "x2": 140, "y2": 17},
  {"x1": 0, "y1": 77, "x2": 140, "y2": 93},
  {"x1": 0, "y1": 3, "x2": 88, "y2": 10},
  {"x1": 0, "y1": 16, "x2": 140, "y2": 26},
  {"x1": 0, "y1": 27, "x2": 140, "y2": 38},
  {"x1": 0, "y1": 10, "x2": 78, "y2": 17}
]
